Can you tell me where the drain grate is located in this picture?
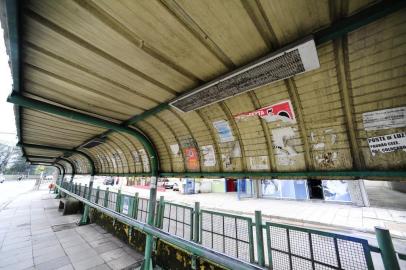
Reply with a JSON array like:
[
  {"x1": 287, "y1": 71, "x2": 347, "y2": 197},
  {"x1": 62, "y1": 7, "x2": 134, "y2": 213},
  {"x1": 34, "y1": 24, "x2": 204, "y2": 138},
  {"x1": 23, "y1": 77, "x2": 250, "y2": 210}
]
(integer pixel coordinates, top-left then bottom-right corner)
[{"x1": 51, "y1": 222, "x2": 77, "y2": 232}]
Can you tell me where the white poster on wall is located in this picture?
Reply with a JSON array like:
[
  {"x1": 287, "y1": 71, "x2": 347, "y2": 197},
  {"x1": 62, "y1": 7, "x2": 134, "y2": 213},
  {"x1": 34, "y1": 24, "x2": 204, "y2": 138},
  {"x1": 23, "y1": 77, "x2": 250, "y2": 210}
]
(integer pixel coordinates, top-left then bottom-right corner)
[
  {"x1": 367, "y1": 132, "x2": 406, "y2": 155},
  {"x1": 272, "y1": 127, "x2": 298, "y2": 165},
  {"x1": 213, "y1": 120, "x2": 234, "y2": 143},
  {"x1": 170, "y1": 144, "x2": 180, "y2": 156},
  {"x1": 122, "y1": 196, "x2": 129, "y2": 215},
  {"x1": 249, "y1": 156, "x2": 269, "y2": 170},
  {"x1": 363, "y1": 107, "x2": 406, "y2": 131},
  {"x1": 201, "y1": 145, "x2": 216, "y2": 167}
]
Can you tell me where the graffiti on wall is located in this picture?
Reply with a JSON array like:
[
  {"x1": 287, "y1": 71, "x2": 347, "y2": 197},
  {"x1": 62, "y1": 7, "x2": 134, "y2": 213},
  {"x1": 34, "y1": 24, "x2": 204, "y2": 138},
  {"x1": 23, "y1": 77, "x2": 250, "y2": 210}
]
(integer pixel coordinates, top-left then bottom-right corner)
[{"x1": 311, "y1": 129, "x2": 338, "y2": 168}]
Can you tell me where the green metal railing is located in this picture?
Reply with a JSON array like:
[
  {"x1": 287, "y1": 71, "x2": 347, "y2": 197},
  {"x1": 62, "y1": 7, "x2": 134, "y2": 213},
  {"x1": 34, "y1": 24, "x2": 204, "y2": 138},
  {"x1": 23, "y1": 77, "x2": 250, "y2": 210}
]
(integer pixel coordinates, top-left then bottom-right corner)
[
  {"x1": 265, "y1": 222, "x2": 374, "y2": 270},
  {"x1": 57, "y1": 180, "x2": 405, "y2": 270}
]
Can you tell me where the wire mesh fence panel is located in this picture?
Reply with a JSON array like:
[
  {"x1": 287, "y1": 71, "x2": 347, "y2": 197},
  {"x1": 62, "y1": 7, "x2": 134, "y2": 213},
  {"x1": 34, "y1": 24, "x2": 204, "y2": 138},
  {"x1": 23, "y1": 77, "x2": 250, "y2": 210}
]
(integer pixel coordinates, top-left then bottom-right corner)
[
  {"x1": 107, "y1": 191, "x2": 117, "y2": 210},
  {"x1": 136, "y1": 198, "x2": 149, "y2": 223},
  {"x1": 265, "y1": 222, "x2": 374, "y2": 270},
  {"x1": 79, "y1": 185, "x2": 86, "y2": 197},
  {"x1": 200, "y1": 210, "x2": 254, "y2": 263},
  {"x1": 120, "y1": 194, "x2": 135, "y2": 217},
  {"x1": 162, "y1": 202, "x2": 193, "y2": 241},
  {"x1": 89, "y1": 188, "x2": 97, "y2": 203},
  {"x1": 98, "y1": 190, "x2": 105, "y2": 206}
]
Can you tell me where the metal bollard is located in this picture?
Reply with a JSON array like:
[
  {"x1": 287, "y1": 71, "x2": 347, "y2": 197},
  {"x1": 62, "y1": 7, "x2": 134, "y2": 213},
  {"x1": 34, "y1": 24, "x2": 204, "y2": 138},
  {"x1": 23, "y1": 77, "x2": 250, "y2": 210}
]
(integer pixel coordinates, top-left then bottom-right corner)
[{"x1": 375, "y1": 227, "x2": 400, "y2": 270}]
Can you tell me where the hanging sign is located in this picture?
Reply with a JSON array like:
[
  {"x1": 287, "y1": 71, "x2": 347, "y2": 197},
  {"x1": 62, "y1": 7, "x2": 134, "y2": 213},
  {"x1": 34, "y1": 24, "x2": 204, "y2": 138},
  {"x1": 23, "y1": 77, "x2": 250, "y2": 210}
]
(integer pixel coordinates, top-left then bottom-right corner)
[
  {"x1": 367, "y1": 132, "x2": 406, "y2": 155},
  {"x1": 213, "y1": 120, "x2": 234, "y2": 142},
  {"x1": 234, "y1": 100, "x2": 296, "y2": 123},
  {"x1": 184, "y1": 147, "x2": 199, "y2": 170},
  {"x1": 363, "y1": 107, "x2": 406, "y2": 131},
  {"x1": 201, "y1": 145, "x2": 216, "y2": 167}
]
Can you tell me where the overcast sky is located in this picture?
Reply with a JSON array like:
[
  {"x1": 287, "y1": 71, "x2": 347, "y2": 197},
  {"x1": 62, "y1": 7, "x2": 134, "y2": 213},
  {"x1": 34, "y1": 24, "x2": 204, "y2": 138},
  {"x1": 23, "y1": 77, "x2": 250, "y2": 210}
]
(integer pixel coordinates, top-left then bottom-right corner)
[{"x1": 0, "y1": 23, "x2": 17, "y2": 145}]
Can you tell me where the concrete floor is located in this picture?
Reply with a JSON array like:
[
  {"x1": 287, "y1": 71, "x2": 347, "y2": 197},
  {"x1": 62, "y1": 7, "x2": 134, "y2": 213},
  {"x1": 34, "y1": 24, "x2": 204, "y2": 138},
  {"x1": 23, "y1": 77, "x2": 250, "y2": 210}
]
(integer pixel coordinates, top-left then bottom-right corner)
[
  {"x1": 366, "y1": 186, "x2": 406, "y2": 210},
  {"x1": 0, "y1": 184, "x2": 143, "y2": 270}
]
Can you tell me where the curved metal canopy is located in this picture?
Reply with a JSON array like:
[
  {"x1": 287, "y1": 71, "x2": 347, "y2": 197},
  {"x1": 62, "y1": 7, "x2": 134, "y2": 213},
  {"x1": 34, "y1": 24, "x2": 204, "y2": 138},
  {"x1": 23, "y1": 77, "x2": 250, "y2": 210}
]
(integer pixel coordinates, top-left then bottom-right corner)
[{"x1": 2, "y1": 0, "x2": 406, "y2": 179}]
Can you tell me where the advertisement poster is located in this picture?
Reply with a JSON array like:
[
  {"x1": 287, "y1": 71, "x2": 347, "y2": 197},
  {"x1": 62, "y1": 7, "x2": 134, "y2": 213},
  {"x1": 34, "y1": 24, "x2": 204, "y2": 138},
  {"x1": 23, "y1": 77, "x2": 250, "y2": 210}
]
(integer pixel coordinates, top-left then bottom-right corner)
[
  {"x1": 363, "y1": 107, "x2": 406, "y2": 131},
  {"x1": 234, "y1": 100, "x2": 296, "y2": 123},
  {"x1": 201, "y1": 145, "x2": 216, "y2": 167},
  {"x1": 271, "y1": 127, "x2": 297, "y2": 166},
  {"x1": 184, "y1": 147, "x2": 199, "y2": 170},
  {"x1": 249, "y1": 156, "x2": 269, "y2": 170},
  {"x1": 213, "y1": 120, "x2": 234, "y2": 142},
  {"x1": 367, "y1": 132, "x2": 406, "y2": 155},
  {"x1": 261, "y1": 179, "x2": 281, "y2": 198},
  {"x1": 322, "y1": 180, "x2": 351, "y2": 202},
  {"x1": 122, "y1": 196, "x2": 130, "y2": 215}
]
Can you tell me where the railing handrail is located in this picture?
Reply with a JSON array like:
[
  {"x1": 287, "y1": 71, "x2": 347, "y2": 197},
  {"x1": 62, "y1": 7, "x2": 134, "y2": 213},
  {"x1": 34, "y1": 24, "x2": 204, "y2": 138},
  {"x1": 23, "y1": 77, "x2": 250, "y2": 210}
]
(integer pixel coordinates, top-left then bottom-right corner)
[{"x1": 56, "y1": 184, "x2": 264, "y2": 270}]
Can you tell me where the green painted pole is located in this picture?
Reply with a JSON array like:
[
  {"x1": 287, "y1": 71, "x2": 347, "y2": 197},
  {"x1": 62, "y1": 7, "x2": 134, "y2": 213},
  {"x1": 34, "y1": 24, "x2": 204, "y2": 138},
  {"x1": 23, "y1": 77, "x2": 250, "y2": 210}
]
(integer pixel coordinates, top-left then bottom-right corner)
[
  {"x1": 133, "y1": 192, "x2": 139, "y2": 219},
  {"x1": 104, "y1": 187, "x2": 109, "y2": 208},
  {"x1": 193, "y1": 202, "x2": 200, "y2": 243},
  {"x1": 95, "y1": 186, "x2": 100, "y2": 204},
  {"x1": 116, "y1": 189, "x2": 122, "y2": 213},
  {"x1": 255, "y1": 211, "x2": 265, "y2": 267},
  {"x1": 155, "y1": 196, "x2": 164, "y2": 228},
  {"x1": 375, "y1": 227, "x2": 400, "y2": 270}
]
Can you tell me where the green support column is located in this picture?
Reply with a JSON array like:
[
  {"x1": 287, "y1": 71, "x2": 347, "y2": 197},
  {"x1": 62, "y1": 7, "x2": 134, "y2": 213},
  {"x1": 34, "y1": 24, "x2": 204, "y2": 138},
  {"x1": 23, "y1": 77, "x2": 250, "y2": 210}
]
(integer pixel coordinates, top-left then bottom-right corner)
[
  {"x1": 104, "y1": 187, "x2": 110, "y2": 208},
  {"x1": 193, "y1": 202, "x2": 200, "y2": 243},
  {"x1": 155, "y1": 196, "x2": 164, "y2": 228},
  {"x1": 95, "y1": 186, "x2": 100, "y2": 204},
  {"x1": 255, "y1": 210, "x2": 265, "y2": 267},
  {"x1": 79, "y1": 175, "x2": 94, "y2": 225},
  {"x1": 116, "y1": 189, "x2": 122, "y2": 213},
  {"x1": 375, "y1": 227, "x2": 400, "y2": 270},
  {"x1": 132, "y1": 192, "x2": 139, "y2": 219}
]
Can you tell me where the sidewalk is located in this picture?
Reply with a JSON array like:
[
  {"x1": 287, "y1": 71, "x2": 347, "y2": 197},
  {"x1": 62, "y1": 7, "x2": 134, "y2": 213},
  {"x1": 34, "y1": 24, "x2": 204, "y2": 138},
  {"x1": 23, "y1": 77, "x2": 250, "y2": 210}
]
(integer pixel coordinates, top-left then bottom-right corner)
[
  {"x1": 115, "y1": 185, "x2": 406, "y2": 239},
  {"x1": 0, "y1": 185, "x2": 143, "y2": 270}
]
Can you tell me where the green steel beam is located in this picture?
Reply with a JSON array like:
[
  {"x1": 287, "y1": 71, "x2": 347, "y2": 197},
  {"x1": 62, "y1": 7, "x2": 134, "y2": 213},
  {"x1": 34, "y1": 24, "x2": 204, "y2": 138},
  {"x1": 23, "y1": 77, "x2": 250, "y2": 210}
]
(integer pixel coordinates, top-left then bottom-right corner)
[
  {"x1": 30, "y1": 161, "x2": 64, "y2": 177},
  {"x1": 159, "y1": 171, "x2": 406, "y2": 179},
  {"x1": 9, "y1": 95, "x2": 158, "y2": 175},
  {"x1": 17, "y1": 142, "x2": 95, "y2": 176},
  {"x1": 58, "y1": 157, "x2": 76, "y2": 176},
  {"x1": 122, "y1": 103, "x2": 170, "y2": 126},
  {"x1": 315, "y1": 0, "x2": 406, "y2": 44},
  {"x1": 8, "y1": 94, "x2": 159, "y2": 269}
]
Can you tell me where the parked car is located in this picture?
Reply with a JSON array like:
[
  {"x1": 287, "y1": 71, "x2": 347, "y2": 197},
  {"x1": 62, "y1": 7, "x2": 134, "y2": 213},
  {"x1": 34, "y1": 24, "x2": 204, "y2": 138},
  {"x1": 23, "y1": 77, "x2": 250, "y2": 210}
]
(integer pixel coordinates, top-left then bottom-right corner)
[
  {"x1": 45, "y1": 175, "x2": 53, "y2": 180},
  {"x1": 0, "y1": 174, "x2": 5, "y2": 183},
  {"x1": 103, "y1": 177, "x2": 114, "y2": 186},
  {"x1": 163, "y1": 180, "x2": 175, "y2": 189}
]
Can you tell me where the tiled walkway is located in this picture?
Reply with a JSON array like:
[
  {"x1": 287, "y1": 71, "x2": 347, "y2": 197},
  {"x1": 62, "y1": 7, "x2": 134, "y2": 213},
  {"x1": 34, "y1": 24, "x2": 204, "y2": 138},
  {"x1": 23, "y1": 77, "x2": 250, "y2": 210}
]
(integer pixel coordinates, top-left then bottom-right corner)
[{"x1": 0, "y1": 188, "x2": 143, "y2": 270}]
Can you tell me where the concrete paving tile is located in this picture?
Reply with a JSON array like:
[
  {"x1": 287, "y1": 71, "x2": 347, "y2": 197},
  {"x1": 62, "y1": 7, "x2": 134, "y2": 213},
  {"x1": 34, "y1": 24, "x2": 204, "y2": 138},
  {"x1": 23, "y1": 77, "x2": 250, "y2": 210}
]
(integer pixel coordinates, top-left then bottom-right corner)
[
  {"x1": 35, "y1": 255, "x2": 71, "y2": 270},
  {"x1": 71, "y1": 255, "x2": 104, "y2": 270},
  {"x1": 1, "y1": 239, "x2": 32, "y2": 251},
  {"x1": 33, "y1": 244, "x2": 64, "y2": 257},
  {"x1": 107, "y1": 253, "x2": 140, "y2": 270},
  {"x1": 54, "y1": 264, "x2": 74, "y2": 270},
  {"x1": 100, "y1": 248, "x2": 126, "y2": 262},
  {"x1": 0, "y1": 258, "x2": 34, "y2": 270},
  {"x1": 94, "y1": 241, "x2": 120, "y2": 255},
  {"x1": 34, "y1": 249, "x2": 67, "y2": 265}
]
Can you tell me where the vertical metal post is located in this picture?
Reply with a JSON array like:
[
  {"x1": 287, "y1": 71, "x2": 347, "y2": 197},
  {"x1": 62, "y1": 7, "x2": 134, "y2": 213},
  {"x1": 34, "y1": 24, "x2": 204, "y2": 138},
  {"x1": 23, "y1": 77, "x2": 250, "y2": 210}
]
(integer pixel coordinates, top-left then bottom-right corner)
[
  {"x1": 116, "y1": 189, "x2": 122, "y2": 212},
  {"x1": 133, "y1": 192, "x2": 139, "y2": 219},
  {"x1": 375, "y1": 227, "x2": 400, "y2": 270},
  {"x1": 193, "y1": 202, "x2": 200, "y2": 243},
  {"x1": 69, "y1": 174, "x2": 74, "y2": 192},
  {"x1": 95, "y1": 186, "x2": 100, "y2": 204},
  {"x1": 144, "y1": 176, "x2": 159, "y2": 270},
  {"x1": 83, "y1": 184, "x2": 88, "y2": 199},
  {"x1": 104, "y1": 187, "x2": 109, "y2": 208},
  {"x1": 255, "y1": 210, "x2": 265, "y2": 267},
  {"x1": 159, "y1": 196, "x2": 165, "y2": 228},
  {"x1": 79, "y1": 183, "x2": 82, "y2": 196}
]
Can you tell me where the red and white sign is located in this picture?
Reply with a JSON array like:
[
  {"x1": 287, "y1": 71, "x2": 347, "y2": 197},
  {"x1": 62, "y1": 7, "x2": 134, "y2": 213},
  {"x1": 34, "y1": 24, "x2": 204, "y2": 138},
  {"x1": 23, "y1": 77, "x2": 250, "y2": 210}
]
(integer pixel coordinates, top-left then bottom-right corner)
[{"x1": 234, "y1": 100, "x2": 296, "y2": 123}]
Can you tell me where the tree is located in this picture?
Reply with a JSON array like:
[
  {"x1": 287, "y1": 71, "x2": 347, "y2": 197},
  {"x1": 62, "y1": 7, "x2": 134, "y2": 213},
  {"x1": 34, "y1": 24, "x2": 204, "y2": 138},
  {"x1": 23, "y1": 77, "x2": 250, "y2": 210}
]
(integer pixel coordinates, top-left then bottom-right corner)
[{"x1": 0, "y1": 144, "x2": 14, "y2": 173}]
